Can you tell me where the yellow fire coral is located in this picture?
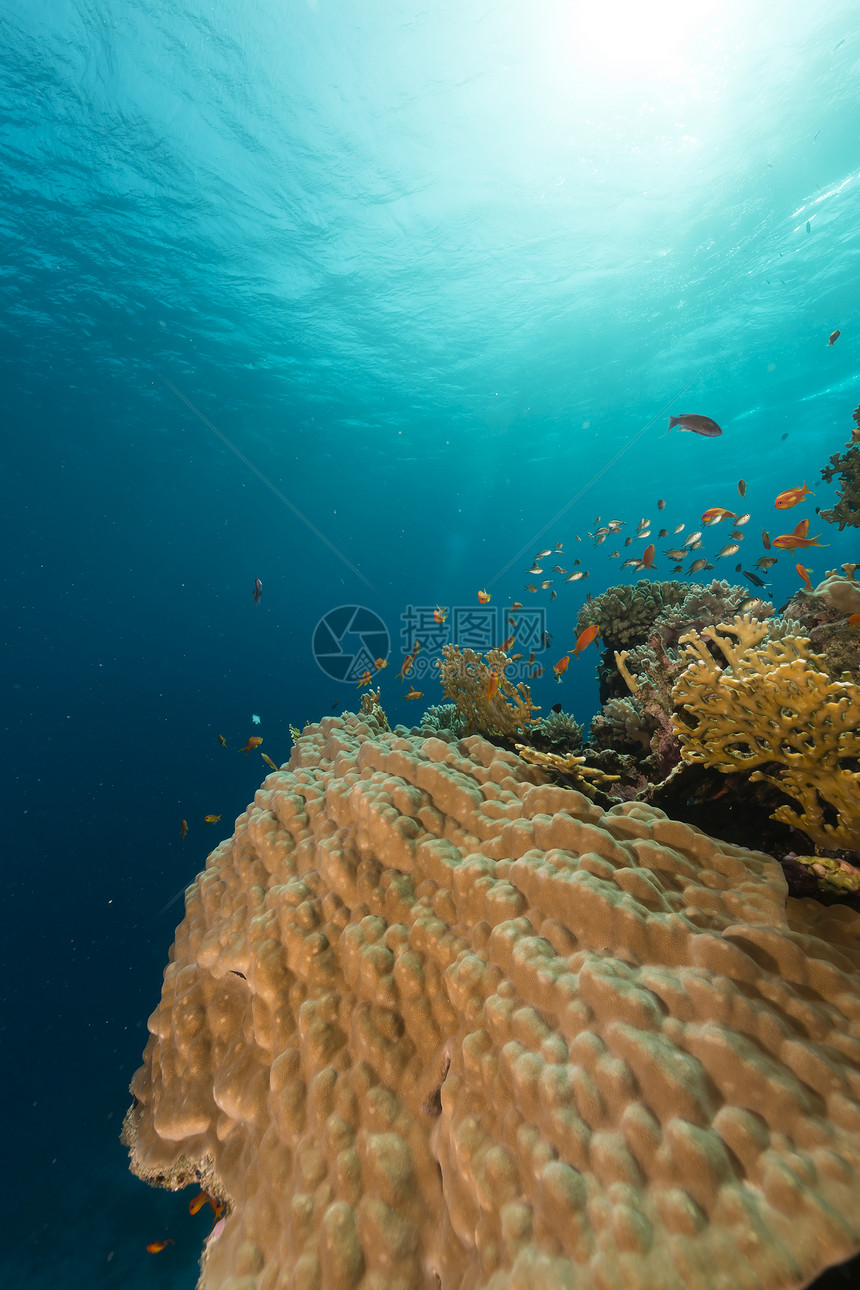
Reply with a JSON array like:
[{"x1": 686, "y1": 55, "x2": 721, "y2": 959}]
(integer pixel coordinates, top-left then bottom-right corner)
[
  {"x1": 438, "y1": 643, "x2": 539, "y2": 738},
  {"x1": 672, "y1": 614, "x2": 860, "y2": 852},
  {"x1": 124, "y1": 715, "x2": 860, "y2": 1290}
]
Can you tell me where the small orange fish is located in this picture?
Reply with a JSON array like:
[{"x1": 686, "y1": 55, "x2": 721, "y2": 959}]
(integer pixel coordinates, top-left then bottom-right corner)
[
  {"x1": 828, "y1": 329, "x2": 841, "y2": 345},
  {"x1": 796, "y1": 564, "x2": 813, "y2": 590},
  {"x1": 411, "y1": 640, "x2": 421, "y2": 655},
  {"x1": 356, "y1": 670, "x2": 373, "y2": 688},
  {"x1": 738, "y1": 479, "x2": 746, "y2": 497},
  {"x1": 530, "y1": 666, "x2": 545, "y2": 678},
  {"x1": 771, "y1": 532, "x2": 828, "y2": 550},
  {"x1": 528, "y1": 652, "x2": 535, "y2": 664},
  {"x1": 774, "y1": 482, "x2": 813, "y2": 509},
  {"x1": 180, "y1": 819, "x2": 188, "y2": 842},
  {"x1": 553, "y1": 655, "x2": 570, "y2": 681},
  {"x1": 701, "y1": 507, "x2": 736, "y2": 524},
  {"x1": 641, "y1": 543, "x2": 655, "y2": 569},
  {"x1": 477, "y1": 589, "x2": 491, "y2": 604},
  {"x1": 486, "y1": 671, "x2": 501, "y2": 701},
  {"x1": 500, "y1": 634, "x2": 515, "y2": 651},
  {"x1": 261, "y1": 753, "x2": 278, "y2": 771},
  {"x1": 792, "y1": 517, "x2": 810, "y2": 539},
  {"x1": 397, "y1": 654, "x2": 414, "y2": 680},
  {"x1": 404, "y1": 686, "x2": 423, "y2": 700},
  {"x1": 374, "y1": 657, "x2": 388, "y2": 670},
  {"x1": 573, "y1": 623, "x2": 600, "y2": 656},
  {"x1": 433, "y1": 605, "x2": 449, "y2": 624},
  {"x1": 218, "y1": 734, "x2": 227, "y2": 747},
  {"x1": 189, "y1": 1193, "x2": 209, "y2": 1216},
  {"x1": 239, "y1": 736, "x2": 264, "y2": 756},
  {"x1": 204, "y1": 814, "x2": 221, "y2": 824},
  {"x1": 848, "y1": 613, "x2": 860, "y2": 627},
  {"x1": 762, "y1": 530, "x2": 771, "y2": 549},
  {"x1": 511, "y1": 601, "x2": 523, "y2": 609},
  {"x1": 146, "y1": 1240, "x2": 174, "y2": 1254}
]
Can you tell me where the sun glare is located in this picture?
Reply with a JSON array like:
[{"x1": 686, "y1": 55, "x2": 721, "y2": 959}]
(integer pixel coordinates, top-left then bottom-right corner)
[{"x1": 570, "y1": 0, "x2": 719, "y2": 81}]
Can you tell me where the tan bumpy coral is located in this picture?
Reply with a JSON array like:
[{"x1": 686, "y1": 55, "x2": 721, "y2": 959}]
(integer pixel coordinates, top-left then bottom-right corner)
[{"x1": 124, "y1": 716, "x2": 860, "y2": 1290}]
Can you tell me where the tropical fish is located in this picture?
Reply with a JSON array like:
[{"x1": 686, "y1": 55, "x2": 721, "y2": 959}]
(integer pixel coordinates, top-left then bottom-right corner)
[
  {"x1": 511, "y1": 601, "x2": 523, "y2": 609},
  {"x1": 657, "y1": 529, "x2": 668, "y2": 538},
  {"x1": 530, "y1": 666, "x2": 545, "y2": 678},
  {"x1": 486, "y1": 671, "x2": 501, "y2": 701},
  {"x1": 542, "y1": 631, "x2": 553, "y2": 648},
  {"x1": 528, "y1": 566, "x2": 543, "y2": 575},
  {"x1": 610, "y1": 550, "x2": 620, "y2": 558},
  {"x1": 734, "y1": 514, "x2": 750, "y2": 525},
  {"x1": 793, "y1": 517, "x2": 810, "y2": 539},
  {"x1": 668, "y1": 413, "x2": 723, "y2": 437},
  {"x1": 673, "y1": 523, "x2": 685, "y2": 534},
  {"x1": 762, "y1": 530, "x2": 771, "y2": 549},
  {"x1": 573, "y1": 624, "x2": 600, "y2": 656},
  {"x1": 828, "y1": 329, "x2": 841, "y2": 345},
  {"x1": 664, "y1": 548, "x2": 687, "y2": 561},
  {"x1": 729, "y1": 529, "x2": 745, "y2": 539},
  {"x1": 775, "y1": 482, "x2": 813, "y2": 509},
  {"x1": 146, "y1": 1240, "x2": 174, "y2": 1254},
  {"x1": 683, "y1": 531, "x2": 703, "y2": 548},
  {"x1": 239, "y1": 736, "x2": 263, "y2": 756},
  {"x1": 738, "y1": 479, "x2": 746, "y2": 497},
  {"x1": 536, "y1": 549, "x2": 552, "y2": 559},
  {"x1": 397, "y1": 655, "x2": 414, "y2": 680},
  {"x1": 511, "y1": 653, "x2": 523, "y2": 660},
  {"x1": 261, "y1": 753, "x2": 279, "y2": 771},
  {"x1": 755, "y1": 556, "x2": 778, "y2": 571},
  {"x1": 642, "y1": 543, "x2": 655, "y2": 568},
  {"x1": 500, "y1": 634, "x2": 516, "y2": 651},
  {"x1": 742, "y1": 569, "x2": 768, "y2": 587},
  {"x1": 189, "y1": 1193, "x2": 209, "y2": 1216},
  {"x1": 771, "y1": 532, "x2": 828, "y2": 550},
  {"x1": 478, "y1": 589, "x2": 491, "y2": 603},
  {"x1": 204, "y1": 814, "x2": 222, "y2": 824},
  {"x1": 702, "y1": 507, "x2": 736, "y2": 524},
  {"x1": 356, "y1": 670, "x2": 373, "y2": 688},
  {"x1": 622, "y1": 558, "x2": 642, "y2": 569},
  {"x1": 848, "y1": 613, "x2": 860, "y2": 627},
  {"x1": 404, "y1": 686, "x2": 424, "y2": 700},
  {"x1": 657, "y1": 499, "x2": 666, "y2": 510},
  {"x1": 796, "y1": 564, "x2": 813, "y2": 591},
  {"x1": 540, "y1": 580, "x2": 552, "y2": 589},
  {"x1": 433, "y1": 605, "x2": 448, "y2": 623},
  {"x1": 525, "y1": 584, "x2": 538, "y2": 593},
  {"x1": 555, "y1": 542, "x2": 564, "y2": 550},
  {"x1": 637, "y1": 530, "x2": 651, "y2": 540},
  {"x1": 636, "y1": 518, "x2": 650, "y2": 532},
  {"x1": 565, "y1": 571, "x2": 585, "y2": 581},
  {"x1": 252, "y1": 578, "x2": 262, "y2": 604},
  {"x1": 218, "y1": 734, "x2": 227, "y2": 747},
  {"x1": 552, "y1": 564, "x2": 566, "y2": 573},
  {"x1": 624, "y1": 535, "x2": 633, "y2": 547},
  {"x1": 553, "y1": 655, "x2": 570, "y2": 681},
  {"x1": 374, "y1": 657, "x2": 388, "y2": 670},
  {"x1": 716, "y1": 543, "x2": 740, "y2": 558},
  {"x1": 180, "y1": 819, "x2": 188, "y2": 842},
  {"x1": 688, "y1": 557, "x2": 709, "y2": 574}
]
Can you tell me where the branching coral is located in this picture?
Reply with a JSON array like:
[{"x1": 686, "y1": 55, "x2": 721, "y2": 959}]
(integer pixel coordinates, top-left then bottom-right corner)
[
  {"x1": 438, "y1": 644, "x2": 540, "y2": 738},
  {"x1": 419, "y1": 702, "x2": 468, "y2": 737},
  {"x1": 672, "y1": 615, "x2": 860, "y2": 852},
  {"x1": 820, "y1": 443, "x2": 860, "y2": 529},
  {"x1": 359, "y1": 687, "x2": 390, "y2": 731},
  {"x1": 536, "y1": 708, "x2": 583, "y2": 748}
]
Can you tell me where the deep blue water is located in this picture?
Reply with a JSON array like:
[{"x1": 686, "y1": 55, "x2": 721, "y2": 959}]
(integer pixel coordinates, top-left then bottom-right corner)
[{"x1": 2, "y1": 1, "x2": 859, "y2": 1286}]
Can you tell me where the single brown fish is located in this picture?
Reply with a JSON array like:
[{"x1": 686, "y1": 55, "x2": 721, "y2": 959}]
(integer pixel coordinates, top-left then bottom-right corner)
[
  {"x1": 828, "y1": 329, "x2": 841, "y2": 345},
  {"x1": 668, "y1": 413, "x2": 723, "y2": 437}
]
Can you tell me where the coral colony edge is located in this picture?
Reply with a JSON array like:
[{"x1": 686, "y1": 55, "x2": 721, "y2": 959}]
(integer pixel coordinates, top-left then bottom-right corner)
[{"x1": 124, "y1": 410, "x2": 860, "y2": 1289}]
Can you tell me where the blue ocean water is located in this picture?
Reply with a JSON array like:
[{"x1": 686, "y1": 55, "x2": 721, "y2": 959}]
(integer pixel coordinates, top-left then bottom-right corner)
[{"x1": 2, "y1": 1, "x2": 859, "y2": 1285}]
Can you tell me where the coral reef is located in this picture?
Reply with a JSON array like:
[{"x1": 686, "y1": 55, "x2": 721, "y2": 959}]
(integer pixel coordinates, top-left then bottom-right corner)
[
  {"x1": 534, "y1": 707, "x2": 583, "y2": 749},
  {"x1": 577, "y1": 579, "x2": 752, "y2": 657},
  {"x1": 419, "y1": 702, "x2": 468, "y2": 738},
  {"x1": 672, "y1": 615, "x2": 860, "y2": 853},
  {"x1": 820, "y1": 443, "x2": 860, "y2": 529},
  {"x1": 125, "y1": 716, "x2": 860, "y2": 1290},
  {"x1": 359, "y1": 687, "x2": 390, "y2": 732},
  {"x1": 438, "y1": 644, "x2": 540, "y2": 738}
]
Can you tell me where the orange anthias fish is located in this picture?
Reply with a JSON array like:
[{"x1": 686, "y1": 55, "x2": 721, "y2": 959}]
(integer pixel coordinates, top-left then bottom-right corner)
[
  {"x1": 530, "y1": 666, "x2": 545, "y2": 678},
  {"x1": 180, "y1": 819, "x2": 188, "y2": 842},
  {"x1": 189, "y1": 1193, "x2": 209, "y2": 1216},
  {"x1": 397, "y1": 654, "x2": 414, "y2": 680},
  {"x1": 433, "y1": 605, "x2": 449, "y2": 623},
  {"x1": 796, "y1": 564, "x2": 813, "y2": 591},
  {"x1": 486, "y1": 670, "x2": 501, "y2": 701},
  {"x1": 261, "y1": 753, "x2": 279, "y2": 771},
  {"x1": 146, "y1": 1240, "x2": 174, "y2": 1254},
  {"x1": 774, "y1": 482, "x2": 813, "y2": 509},
  {"x1": 356, "y1": 670, "x2": 373, "y2": 688},
  {"x1": 641, "y1": 543, "x2": 655, "y2": 569},
  {"x1": 828, "y1": 329, "x2": 841, "y2": 345},
  {"x1": 477, "y1": 589, "x2": 491, "y2": 604},
  {"x1": 404, "y1": 686, "x2": 423, "y2": 700},
  {"x1": 573, "y1": 624, "x2": 600, "y2": 656},
  {"x1": 771, "y1": 532, "x2": 828, "y2": 550},
  {"x1": 374, "y1": 657, "x2": 388, "y2": 670},
  {"x1": 701, "y1": 507, "x2": 736, "y2": 524},
  {"x1": 500, "y1": 634, "x2": 515, "y2": 651},
  {"x1": 218, "y1": 734, "x2": 227, "y2": 747},
  {"x1": 793, "y1": 517, "x2": 810, "y2": 539},
  {"x1": 204, "y1": 814, "x2": 221, "y2": 824},
  {"x1": 848, "y1": 613, "x2": 860, "y2": 627},
  {"x1": 239, "y1": 736, "x2": 264, "y2": 756},
  {"x1": 553, "y1": 655, "x2": 570, "y2": 682}
]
